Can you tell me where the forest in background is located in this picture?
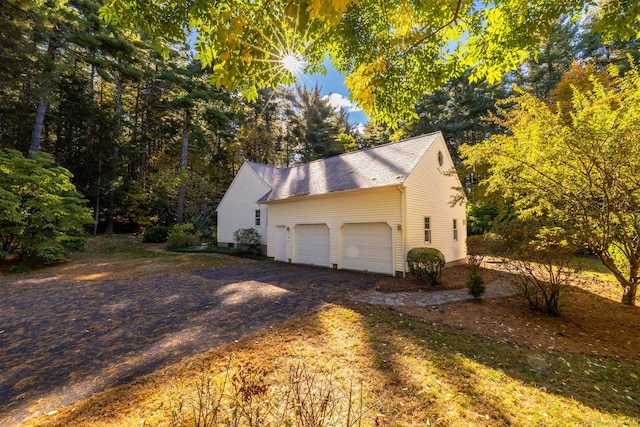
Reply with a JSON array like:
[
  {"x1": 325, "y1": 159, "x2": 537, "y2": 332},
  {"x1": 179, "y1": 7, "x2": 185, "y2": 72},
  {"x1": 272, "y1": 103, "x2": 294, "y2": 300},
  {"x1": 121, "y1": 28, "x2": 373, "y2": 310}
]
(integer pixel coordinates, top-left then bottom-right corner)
[{"x1": 1, "y1": 0, "x2": 639, "y2": 236}]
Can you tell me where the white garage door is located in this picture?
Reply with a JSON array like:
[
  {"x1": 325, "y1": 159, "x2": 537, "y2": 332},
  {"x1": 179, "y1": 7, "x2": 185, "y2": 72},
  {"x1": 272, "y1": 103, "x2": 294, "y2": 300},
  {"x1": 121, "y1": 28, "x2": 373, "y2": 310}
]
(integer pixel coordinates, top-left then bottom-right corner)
[
  {"x1": 342, "y1": 223, "x2": 393, "y2": 274},
  {"x1": 295, "y1": 224, "x2": 330, "y2": 267}
]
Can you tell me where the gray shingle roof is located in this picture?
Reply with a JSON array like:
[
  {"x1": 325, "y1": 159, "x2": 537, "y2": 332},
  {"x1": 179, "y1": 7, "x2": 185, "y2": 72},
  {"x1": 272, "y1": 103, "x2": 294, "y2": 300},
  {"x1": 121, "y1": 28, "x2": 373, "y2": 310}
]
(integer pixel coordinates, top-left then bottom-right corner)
[
  {"x1": 245, "y1": 162, "x2": 282, "y2": 188},
  {"x1": 247, "y1": 132, "x2": 440, "y2": 203}
]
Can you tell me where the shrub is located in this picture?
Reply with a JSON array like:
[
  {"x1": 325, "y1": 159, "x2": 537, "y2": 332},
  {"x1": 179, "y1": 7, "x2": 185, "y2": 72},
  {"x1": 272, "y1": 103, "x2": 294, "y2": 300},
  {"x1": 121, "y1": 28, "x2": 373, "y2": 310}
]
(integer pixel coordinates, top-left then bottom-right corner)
[
  {"x1": 166, "y1": 223, "x2": 199, "y2": 250},
  {"x1": 186, "y1": 204, "x2": 217, "y2": 244},
  {"x1": 407, "y1": 247, "x2": 446, "y2": 285},
  {"x1": 503, "y1": 227, "x2": 578, "y2": 315},
  {"x1": 505, "y1": 248, "x2": 574, "y2": 316},
  {"x1": 466, "y1": 233, "x2": 503, "y2": 268},
  {"x1": 233, "y1": 228, "x2": 262, "y2": 255},
  {"x1": 0, "y1": 149, "x2": 92, "y2": 264},
  {"x1": 142, "y1": 226, "x2": 170, "y2": 243},
  {"x1": 169, "y1": 357, "x2": 374, "y2": 427},
  {"x1": 466, "y1": 266, "x2": 486, "y2": 299}
]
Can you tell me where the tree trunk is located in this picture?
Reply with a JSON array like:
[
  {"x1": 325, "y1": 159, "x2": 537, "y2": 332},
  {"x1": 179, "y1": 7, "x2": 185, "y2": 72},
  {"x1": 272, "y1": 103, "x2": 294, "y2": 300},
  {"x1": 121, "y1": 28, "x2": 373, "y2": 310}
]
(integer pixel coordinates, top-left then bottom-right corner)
[
  {"x1": 598, "y1": 252, "x2": 639, "y2": 306},
  {"x1": 28, "y1": 36, "x2": 59, "y2": 158},
  {"x1": 28, "y1": 98, "x2": 47, "y2": 157},
  {"x1": 140, "y1": 79, "x2": 152, "y2": 188},
  {"x1": 176, "y1": 108, "x2": 190, "y2": 225},
  {"x1": 106, "y1": 72, "x2": 124, "y2": 234},
  {"x1": 621, "y1": 279, "x2": 638, "y2": 306}
]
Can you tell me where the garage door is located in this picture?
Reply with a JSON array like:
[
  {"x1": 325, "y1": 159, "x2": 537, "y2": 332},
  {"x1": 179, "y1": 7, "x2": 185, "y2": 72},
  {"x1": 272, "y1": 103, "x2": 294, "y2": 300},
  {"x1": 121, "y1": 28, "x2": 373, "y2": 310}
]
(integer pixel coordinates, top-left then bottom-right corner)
[
  {"x1": 295, "y1": 224, "x2": 330, "y2": 267},
  {"x1": 341, "y1": 223, "x2": 393, "y2": 274}
]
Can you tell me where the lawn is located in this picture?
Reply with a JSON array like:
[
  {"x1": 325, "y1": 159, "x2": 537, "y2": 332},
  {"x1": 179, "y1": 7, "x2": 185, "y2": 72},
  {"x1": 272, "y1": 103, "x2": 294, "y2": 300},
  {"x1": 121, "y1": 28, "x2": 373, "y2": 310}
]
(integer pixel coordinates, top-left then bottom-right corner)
[
  {"x1": 0, "y1": 234, "x2": 236, "y2": 281},
  {"x1": 7, "y1": 237, "x2": 640, "y2": 426}
]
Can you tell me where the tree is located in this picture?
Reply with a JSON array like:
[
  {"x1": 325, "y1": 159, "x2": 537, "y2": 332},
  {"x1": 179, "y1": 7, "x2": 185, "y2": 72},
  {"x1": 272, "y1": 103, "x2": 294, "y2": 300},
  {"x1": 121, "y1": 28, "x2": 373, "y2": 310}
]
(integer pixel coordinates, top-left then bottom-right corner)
[
  {"x1": 461, "y1": 65, "x2": 640, "y2": 306},
  {"x1": 513, "y1": 19, "x2": 580, "y2": 100},
  {"x1": 0, "y1": 149, "x2": 92, "y2": 263},
  {"x1": 407, "y1": 70, "x2": 509, "y2": 164},
  {"x1": 288, "y1": 84, "x2": 354, "y2": 161},
  {"x1": 101, "y1": 0, "x2": 640, "y2": 125}
]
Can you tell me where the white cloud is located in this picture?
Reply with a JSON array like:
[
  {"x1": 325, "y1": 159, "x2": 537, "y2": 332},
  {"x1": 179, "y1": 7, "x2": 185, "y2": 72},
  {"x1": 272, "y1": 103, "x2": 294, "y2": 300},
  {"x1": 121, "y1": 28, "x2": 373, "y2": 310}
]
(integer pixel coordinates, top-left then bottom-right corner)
[
  {"x1": 323, "y1": 93, "x2": 362, "y2": 113},
  {"x1": 353, "y1": 123, "x2": 366, "y2": 135}
]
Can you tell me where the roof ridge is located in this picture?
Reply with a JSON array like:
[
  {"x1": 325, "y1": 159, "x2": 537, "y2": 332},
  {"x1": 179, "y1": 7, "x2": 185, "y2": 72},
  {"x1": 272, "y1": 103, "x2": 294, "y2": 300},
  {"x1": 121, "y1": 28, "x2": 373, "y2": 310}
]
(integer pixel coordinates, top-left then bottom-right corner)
[
  {"x1": 245, "y1": 160, "x2": 283, "y2": 170},
  {"x1": 285, "y1": 131, "x2": 441, "y2": 170},
  {"x1": 255, "y1": 132, "x2": 441, "y2": 202}
]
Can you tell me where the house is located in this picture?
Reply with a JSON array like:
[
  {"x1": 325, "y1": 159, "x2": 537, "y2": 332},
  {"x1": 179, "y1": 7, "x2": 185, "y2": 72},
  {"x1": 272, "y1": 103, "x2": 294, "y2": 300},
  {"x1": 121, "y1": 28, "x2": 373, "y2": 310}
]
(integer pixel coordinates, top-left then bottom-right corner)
[{"x1": 216, "y1": 132, "x2": 466, "y2": 276}]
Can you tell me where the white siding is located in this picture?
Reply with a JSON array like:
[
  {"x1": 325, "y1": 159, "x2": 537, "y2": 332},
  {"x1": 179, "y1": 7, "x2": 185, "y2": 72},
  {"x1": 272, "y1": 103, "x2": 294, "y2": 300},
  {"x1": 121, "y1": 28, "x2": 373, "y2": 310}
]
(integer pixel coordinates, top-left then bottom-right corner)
[
  {"x1": 216, "y1": 164, "x2": 270, "y2": 246},
  {"x1": 404, "y1": 134, "x2": 467, "y2": 264},
  {"x1": 265, "y1": 186, "x2": 403, "y2": 274}
]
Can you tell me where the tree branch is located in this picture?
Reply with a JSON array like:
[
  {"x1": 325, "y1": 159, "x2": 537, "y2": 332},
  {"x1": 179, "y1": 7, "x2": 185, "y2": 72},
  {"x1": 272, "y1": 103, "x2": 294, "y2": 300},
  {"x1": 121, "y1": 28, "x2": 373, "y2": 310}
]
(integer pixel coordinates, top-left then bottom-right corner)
[{"x1": 402, "y1": 0, "x2": 464, "y2": 56}]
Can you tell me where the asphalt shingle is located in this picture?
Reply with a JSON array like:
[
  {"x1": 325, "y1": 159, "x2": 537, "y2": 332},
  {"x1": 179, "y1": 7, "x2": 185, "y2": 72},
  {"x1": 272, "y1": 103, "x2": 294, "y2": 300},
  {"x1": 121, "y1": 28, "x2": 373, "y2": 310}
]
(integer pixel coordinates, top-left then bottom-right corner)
[{"x1": 246, "y1": 132, "x2": 439, "y2": 202}]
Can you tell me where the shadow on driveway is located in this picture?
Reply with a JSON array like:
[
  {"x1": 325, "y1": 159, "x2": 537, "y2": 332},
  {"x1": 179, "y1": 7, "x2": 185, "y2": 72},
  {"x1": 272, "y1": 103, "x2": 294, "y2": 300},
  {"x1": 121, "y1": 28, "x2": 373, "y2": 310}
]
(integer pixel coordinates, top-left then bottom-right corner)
[{"x1": 0, "y1": 261, "x2": 379, "y2": 426}]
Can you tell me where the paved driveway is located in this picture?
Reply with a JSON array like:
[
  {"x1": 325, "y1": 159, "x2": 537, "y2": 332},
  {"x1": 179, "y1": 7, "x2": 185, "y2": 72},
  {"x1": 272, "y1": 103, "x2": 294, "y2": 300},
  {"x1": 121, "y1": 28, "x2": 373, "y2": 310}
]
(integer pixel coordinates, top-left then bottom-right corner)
[{"x1": 0, "y1": 261, "x2": 380, "y2": 426}]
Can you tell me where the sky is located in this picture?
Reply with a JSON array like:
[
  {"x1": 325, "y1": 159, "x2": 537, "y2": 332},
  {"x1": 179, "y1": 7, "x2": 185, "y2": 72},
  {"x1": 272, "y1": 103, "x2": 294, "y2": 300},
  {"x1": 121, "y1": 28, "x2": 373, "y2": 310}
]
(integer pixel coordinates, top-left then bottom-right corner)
[
  {"x1": 299, "y1": 61, "x2": 370, "y2": 128},
  {"x1": 188, "y1": 31, "x2": 369, "y2": 128}
]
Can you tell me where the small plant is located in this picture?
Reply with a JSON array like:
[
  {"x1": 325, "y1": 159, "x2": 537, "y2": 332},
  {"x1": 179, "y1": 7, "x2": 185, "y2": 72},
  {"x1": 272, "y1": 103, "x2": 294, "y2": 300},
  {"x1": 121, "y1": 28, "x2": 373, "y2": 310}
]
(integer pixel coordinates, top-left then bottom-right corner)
[
  {"x1": 465, "y1": 234, "x2": 500, "y2": 299},
  {"x1": 466, "y1": 233, "x2": 503, "y2": 267},
  {"x1": 407, "y1": 247, "x2": 446, "y2": 286},
  {"x1": 466, "y1": 266, "x2": 486, "y2": 299},
  {"x1": 143, "y1": 226, "x2": 171, "y2": 243},
  {"x1": 502, "y1": 227, "x2": 577, "y2": 316},
  {"x1": 505, "y1": 250, "x2": 574, "y2": 315},
  {"x1": 233, "y1": 228, "x2": 262, "y2": 255},
  {"x1": 168, "y1": 357, "x2": 374, "y2": 427},
  {"x1": 166, "y1": 223, "x2": 200, "y2": 250},
  {"x1": 169, "y1": 360, "x2": 229, "y2": 427}
]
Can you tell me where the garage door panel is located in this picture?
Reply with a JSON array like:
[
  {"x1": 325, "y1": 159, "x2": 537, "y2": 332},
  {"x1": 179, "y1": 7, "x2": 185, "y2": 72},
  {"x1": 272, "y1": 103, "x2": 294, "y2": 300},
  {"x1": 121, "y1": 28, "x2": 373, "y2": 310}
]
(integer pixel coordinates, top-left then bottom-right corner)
[
  {"x1": 295, "y1": 224, "x2": 330, "y2": 267},
  {"x1": 342, "y1": 223, "x2": 393, "y2": 274}
]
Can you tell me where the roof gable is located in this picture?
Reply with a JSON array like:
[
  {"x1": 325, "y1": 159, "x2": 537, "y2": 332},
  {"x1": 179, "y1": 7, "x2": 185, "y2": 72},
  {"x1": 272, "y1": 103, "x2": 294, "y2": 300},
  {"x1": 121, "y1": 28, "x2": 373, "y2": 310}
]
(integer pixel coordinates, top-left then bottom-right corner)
[
  {"x1": 257, "y1": 132, "x2": 440, "y2": 202},
  {"x1": 215, "y1": 162, "x2": 276, "y2": 212},
  {"x1": 244, "y1": 161, "x2": 282, "y2": 188}
]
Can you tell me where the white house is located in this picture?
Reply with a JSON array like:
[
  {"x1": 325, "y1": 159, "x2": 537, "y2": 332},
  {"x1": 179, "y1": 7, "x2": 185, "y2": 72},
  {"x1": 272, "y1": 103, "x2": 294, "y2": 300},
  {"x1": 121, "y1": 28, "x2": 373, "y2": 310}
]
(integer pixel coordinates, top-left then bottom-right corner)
[{"x1": 216, "y1": 132, "x2": 467, "y2": 276}]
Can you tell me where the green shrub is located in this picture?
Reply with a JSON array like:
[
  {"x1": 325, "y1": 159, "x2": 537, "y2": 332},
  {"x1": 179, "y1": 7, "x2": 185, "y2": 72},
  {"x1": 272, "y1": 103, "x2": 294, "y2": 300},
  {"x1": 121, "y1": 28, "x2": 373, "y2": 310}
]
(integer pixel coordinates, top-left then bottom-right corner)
[
  {"x1": 60, "y1": 235, "x2": 88, "y2": 253},
  {"x1": 143, "y1": 226, "x2": 170, "y2": 243},
  {"x1": 0, "y1": 149, "x2": 92, "y2": 264},
  {"x1": 166, "y1": 223, "x2": 200, "y2": 250},
  {"x1": 466, "y1": 266, "x2": 486, "y2": 299},
  {"x1": 407, "y1": 247, "x2": 446, "y2": 286},
  {"x1": 233, "y1": 228, "x2": 262, "y2": 255}
]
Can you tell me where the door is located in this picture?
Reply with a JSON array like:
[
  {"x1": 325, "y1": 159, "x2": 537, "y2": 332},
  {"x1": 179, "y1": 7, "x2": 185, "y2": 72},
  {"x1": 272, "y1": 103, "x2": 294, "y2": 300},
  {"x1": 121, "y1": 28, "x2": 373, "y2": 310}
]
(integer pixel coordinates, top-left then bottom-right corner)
[
  {"x1": 294, "y1": 224, "x2": 330, "y2": 267},
  {"x1": 341, "y1": 222, "x2": 393, "y2": 274}
]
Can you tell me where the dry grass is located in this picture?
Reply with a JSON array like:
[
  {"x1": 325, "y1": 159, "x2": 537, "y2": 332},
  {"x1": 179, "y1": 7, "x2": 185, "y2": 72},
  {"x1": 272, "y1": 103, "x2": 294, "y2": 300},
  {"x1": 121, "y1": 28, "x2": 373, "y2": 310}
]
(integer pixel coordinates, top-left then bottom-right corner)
[{"x1": 0, "y1": 235, "x2": 236, "y2": 281}]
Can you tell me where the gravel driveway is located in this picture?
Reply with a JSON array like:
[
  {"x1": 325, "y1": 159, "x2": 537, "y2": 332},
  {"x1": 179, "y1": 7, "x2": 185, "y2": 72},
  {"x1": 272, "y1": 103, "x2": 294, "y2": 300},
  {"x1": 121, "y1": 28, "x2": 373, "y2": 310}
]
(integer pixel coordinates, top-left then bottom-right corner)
[{"x1": 0, "y1": 261, "x2": 381, "y2": 426}]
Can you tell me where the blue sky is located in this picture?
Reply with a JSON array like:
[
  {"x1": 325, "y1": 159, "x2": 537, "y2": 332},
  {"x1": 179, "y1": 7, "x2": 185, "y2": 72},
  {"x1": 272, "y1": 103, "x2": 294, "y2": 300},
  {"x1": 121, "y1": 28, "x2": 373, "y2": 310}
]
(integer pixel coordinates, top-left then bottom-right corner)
[{"x1": 300, "y1": 62, "x2": 370, "y2": 128}]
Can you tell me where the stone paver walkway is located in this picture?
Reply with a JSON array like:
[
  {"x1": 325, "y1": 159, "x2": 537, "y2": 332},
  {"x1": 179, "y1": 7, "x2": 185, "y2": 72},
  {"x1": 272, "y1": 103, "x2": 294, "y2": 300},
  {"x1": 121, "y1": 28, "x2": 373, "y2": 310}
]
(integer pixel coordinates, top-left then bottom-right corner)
[{"x1": 352, "y1": 276, "x2": 516, "y2": 307}]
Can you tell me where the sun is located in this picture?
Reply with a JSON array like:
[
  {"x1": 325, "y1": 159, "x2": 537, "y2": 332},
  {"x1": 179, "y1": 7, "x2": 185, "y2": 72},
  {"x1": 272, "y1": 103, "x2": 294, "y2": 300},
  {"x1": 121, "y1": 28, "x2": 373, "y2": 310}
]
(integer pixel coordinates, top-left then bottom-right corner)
[{"x1": 280, "y1": 51, "x2": 304, "y2": 75}]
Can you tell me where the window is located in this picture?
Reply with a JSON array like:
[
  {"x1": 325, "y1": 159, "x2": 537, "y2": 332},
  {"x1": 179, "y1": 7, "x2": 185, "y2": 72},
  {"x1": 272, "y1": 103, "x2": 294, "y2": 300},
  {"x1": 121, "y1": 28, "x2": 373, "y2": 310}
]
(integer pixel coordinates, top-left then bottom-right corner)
[
  {"x1": 453, "y1": 219, "x2": 458, "y2": 241},
  {"x1": 255, "y1": 209, "x2": 261, "y2": 226},
  {"x1": 437, "y1": 151, "x2": 444, "y2": 167},
  {"x1": 424, "y1": 217, "x2": 431, "y2": 243}
]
